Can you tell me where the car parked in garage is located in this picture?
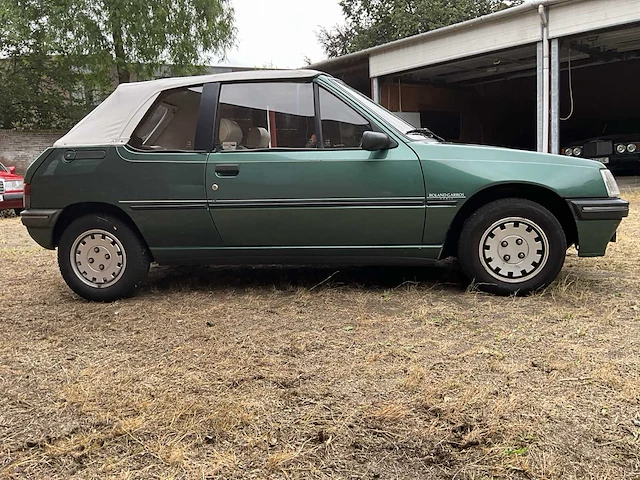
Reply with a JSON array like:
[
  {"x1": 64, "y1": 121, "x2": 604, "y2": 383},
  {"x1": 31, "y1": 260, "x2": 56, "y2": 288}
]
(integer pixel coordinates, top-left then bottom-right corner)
[
  {"x1": 20, "y1": 70, "x2": 629, "y2": 301},
  {"x1": 562, "y1": 134, "x2": 640, "y2": 172},
  {"x1": 0, "y1": 162, "x2": 24, "y2": 215}
]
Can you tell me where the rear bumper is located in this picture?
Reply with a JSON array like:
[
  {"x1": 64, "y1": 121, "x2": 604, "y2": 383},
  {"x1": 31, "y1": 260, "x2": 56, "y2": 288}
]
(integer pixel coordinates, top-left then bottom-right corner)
[
  {"x1": 21, "y1": 209, "x2": 63, "y2": 249},
  {"x1": 567, "y1": 198, "x2": 629, "y2": 257}
]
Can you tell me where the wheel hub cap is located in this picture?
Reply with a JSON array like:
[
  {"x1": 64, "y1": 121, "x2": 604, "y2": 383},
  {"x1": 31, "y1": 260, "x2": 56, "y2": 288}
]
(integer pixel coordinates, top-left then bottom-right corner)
[
  {"x1": 479, "y1": 217, "x2": 549, "y2": 284},
  {"x1": 70, "y1": 229, "x2": 127, "y2": 288}
]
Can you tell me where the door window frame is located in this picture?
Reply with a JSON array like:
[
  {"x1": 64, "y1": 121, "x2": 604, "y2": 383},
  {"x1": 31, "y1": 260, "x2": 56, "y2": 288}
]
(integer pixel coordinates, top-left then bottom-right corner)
[
  {"x1": 199, "y1": 77, "x2": 399, "y2": 154},
  {"x1": 315, "y1": 82, "x2": 384, "y2": 151},
  {"x1": 212, "y1": 79, "x2": 318, "y2": 153}
]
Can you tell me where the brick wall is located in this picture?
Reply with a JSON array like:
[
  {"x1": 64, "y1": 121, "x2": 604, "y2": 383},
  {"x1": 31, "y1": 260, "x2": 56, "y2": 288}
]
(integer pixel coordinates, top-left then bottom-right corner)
[{"x1": 0, "y1": 129, "x2": 66, "y2": 174}]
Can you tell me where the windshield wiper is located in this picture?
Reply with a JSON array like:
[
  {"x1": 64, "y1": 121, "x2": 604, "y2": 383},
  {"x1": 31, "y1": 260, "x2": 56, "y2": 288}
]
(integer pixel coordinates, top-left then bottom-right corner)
[{"x1": 405, "y1": 128, "x2": 445, "y2": 142}]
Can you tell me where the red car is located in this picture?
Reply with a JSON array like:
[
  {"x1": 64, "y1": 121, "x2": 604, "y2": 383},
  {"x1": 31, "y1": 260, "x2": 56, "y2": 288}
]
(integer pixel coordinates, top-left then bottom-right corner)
[{"x1": 0, "y1": 162, "x2": 24, "y2": 215}]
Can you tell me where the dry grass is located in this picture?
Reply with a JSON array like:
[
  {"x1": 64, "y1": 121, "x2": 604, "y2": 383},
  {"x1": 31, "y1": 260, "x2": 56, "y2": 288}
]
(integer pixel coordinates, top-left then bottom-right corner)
[{"x1": 1, "y1": 190, "x2": 640, "y2": 479}]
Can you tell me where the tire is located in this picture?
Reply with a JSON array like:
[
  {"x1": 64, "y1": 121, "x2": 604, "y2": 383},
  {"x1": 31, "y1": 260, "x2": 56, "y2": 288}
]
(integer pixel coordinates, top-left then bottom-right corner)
[
  {"x1": 458, "y1": 199, "x2": 567, "y2": 295},
  {"x1": 58, "y1": 214, "x2": 150, "y2": 301},
  {"x1": 14, "y1": 208, "x2": 23, "y2": 216}
]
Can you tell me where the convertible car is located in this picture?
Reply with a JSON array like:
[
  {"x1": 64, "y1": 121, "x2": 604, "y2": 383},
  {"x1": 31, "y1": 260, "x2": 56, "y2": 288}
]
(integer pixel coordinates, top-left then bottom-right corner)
[{"x1": 21, "y1": 70, "x2": 628, "y2": 301}]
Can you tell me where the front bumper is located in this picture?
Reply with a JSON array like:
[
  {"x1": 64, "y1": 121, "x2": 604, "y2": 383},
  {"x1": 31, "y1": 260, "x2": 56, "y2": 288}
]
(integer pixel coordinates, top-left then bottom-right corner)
[
  {"x1": 581, "y1": 151, "x2": 639, "y2": 170},
  {"x1": 595, "y1": 153, "x2": 640, "y2": 169},
  {"x1": 568, "y1": 198, "x2": 629, "y2": 221},
  {"x1": 0, "y1": 192, "x2": 24, "y2": 210},
  {"x1": 21, "y1": 209, "x2": 63, "y2": 249},
  {"x1": 567, "y1": 198, "x2": 629, "y2": 257}
]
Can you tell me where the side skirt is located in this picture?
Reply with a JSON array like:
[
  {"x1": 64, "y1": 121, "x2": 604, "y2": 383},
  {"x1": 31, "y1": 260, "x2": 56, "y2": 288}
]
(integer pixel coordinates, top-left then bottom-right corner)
[{"x1": 150, "y1": 245, "x2": 444, "y2": 266}]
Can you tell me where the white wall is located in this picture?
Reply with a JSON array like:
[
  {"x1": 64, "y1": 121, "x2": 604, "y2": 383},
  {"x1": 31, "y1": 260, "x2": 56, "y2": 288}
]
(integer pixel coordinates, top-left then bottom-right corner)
[
  {"x1": 369, "y1": 0, "x2": 640, "y2": 78},
  {"x1": 370, "y1": 13, "x2": 540, "y2": 77}
]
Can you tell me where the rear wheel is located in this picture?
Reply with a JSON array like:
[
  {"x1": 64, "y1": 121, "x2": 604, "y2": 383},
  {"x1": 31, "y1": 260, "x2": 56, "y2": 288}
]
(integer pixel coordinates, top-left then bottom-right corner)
[
  {"x1": 14, "y1": 208, "x2": 23, "y2": 216},
  {"x1": 58, "y1": 214, "x2": 150, "y2": 301},
  {"x1": 458, "y1": 199, "x2": 567, "y2": 295}
]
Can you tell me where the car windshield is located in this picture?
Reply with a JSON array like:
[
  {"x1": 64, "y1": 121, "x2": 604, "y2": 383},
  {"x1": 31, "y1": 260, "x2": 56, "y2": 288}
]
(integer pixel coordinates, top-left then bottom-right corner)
[
  {"x1": 0, "y1": 163, "x2": 7, "y2": 173},
  {"x1": 330, "y1": 78, "x2": 440, "y2": 143}
]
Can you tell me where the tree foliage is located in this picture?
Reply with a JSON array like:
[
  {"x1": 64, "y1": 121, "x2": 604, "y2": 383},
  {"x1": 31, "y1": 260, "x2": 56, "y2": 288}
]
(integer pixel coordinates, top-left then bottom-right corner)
[
  {"x1": 0, "y1": 1, "x2": 83, "y2": 129},
  {"x1": 48, "y1": 0, "x2": 236, "y2": 84},
  {"x1": 0, "y1": 0, "x2": 235, "y2": 129},
  {"x1": 318, "y1": 0, "x2": 523, "y2": 58}
]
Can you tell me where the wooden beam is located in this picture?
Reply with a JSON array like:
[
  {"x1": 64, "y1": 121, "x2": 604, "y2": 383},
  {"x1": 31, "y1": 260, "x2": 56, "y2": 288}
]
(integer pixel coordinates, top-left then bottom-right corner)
[{"x1": 568, "y1": 41, "x2": 624, "y2": 62}]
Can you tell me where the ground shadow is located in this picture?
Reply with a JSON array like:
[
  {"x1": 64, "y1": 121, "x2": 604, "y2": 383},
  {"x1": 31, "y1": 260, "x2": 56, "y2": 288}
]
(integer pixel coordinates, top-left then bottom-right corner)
[{"x1": 144, "y1": 259, "x2": 469, "y2": 294}]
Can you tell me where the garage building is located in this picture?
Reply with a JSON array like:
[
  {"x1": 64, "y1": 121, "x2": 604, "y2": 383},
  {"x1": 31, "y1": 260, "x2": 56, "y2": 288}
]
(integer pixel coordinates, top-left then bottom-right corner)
[{"x1": 312, "y1": 0, "x2": 640, "y2": 162}]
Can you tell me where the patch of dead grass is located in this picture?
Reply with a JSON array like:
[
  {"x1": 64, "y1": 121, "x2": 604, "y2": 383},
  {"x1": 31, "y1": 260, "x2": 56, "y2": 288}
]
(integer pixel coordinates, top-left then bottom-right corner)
[{"x1": 1, "y1": 189, "x2": 640, "y2": 478}]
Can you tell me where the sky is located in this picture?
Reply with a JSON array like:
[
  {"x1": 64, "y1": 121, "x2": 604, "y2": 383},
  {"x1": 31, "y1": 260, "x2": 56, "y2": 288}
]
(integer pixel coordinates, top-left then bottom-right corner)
[
  {"x1": 218, "y1": 0, "x2": 344, "y2": 69},
  {"x1": 218, "y1": 0, "x2": 532, "y2": 69}
]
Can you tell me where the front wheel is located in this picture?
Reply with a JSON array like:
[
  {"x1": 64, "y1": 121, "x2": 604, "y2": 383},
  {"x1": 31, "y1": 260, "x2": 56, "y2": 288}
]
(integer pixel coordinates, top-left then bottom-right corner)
[
  {"x1": 458, "y1": 199, "x2": 567, "y2": 295},
  {"x1": 58, "y1": 214, "x2": 150, "y2": 301}
]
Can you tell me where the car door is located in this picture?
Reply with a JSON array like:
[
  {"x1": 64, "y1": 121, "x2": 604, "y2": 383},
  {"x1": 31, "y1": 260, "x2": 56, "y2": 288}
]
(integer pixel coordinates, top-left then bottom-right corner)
[{"x1": 205, "y1": 80, "x2": 425, "y2": 248}]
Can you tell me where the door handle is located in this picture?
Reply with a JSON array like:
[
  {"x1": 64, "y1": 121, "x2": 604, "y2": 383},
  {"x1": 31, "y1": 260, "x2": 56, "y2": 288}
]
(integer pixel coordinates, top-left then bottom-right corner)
[{"x1": 215, "y1": 164, "x2": 239, "y2": 177}]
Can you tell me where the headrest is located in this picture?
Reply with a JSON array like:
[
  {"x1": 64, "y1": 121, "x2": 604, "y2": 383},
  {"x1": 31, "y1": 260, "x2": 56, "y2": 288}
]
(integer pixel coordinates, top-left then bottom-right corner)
[
  {"x1": 219, "y1": 118, "x2": 243, "y2": 146},
  {"x1": 246, "y1": 127, "x2": 271, "y2": 149}
]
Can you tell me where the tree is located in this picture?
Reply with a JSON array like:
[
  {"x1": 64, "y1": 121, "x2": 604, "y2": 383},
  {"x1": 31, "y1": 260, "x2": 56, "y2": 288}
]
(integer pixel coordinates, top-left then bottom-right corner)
[
  {"x1": 0, "y1": 0, "x2": 85, "y2": 129},
  {"x1": 0, "y1": 0, "x2": 236, "y2": 129},
  {"x1": 318, "y1": 0, "x2": 523, "y2": 58},
  {"x1": 47, "y1": 0, "x2": 236, "y2": 85},
  {"x1": 317, "y1": 24, "x2": 354, "y2": 59}
]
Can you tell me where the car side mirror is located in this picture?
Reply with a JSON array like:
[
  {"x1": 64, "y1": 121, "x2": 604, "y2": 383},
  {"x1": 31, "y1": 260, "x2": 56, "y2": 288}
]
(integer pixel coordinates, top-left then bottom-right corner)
[
  {"x1": 361, "y1": 131, "x2": 398, "y2": 151},
  {"x1": 8, "y1": 166, "x2": 16, "y2": 174}
]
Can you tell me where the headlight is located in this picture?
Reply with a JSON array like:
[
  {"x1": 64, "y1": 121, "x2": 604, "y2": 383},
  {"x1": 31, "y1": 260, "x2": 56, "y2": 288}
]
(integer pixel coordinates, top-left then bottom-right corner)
[
  {"x1": 627, "y1": 143, "x2": 637, "y2": 153},
  {"x1": 601, "y1": 169, "x2": 620, "y2": 198},
  {"x1": 5, "y1": 180, "x2": 23, "y2": 191},
  {"x1": 564, "y1": 148, "x2": 573, "y2": 156},
  {"x1": 573, "y1": 147, "x2": 583, "y2": 156},
  {"x1": 616, "y1": 144, "x2": 627, "y2": 154}
]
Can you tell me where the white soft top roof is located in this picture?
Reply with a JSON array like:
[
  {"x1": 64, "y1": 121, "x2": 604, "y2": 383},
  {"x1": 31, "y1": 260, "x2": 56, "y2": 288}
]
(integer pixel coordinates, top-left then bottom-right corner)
[{"x1": 54, "y1": 69, "x2": 322, "y2": 148}]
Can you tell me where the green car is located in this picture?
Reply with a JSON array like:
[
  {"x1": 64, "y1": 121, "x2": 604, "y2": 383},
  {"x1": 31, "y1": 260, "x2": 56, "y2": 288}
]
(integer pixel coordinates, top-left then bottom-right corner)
[{"x1": 21, "y1": 70, "x2": 629, "y2": 301}]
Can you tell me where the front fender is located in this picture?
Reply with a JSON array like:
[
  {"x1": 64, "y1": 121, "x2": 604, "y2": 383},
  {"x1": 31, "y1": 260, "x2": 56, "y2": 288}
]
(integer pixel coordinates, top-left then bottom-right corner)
[
  {"x1": 414, "y1": 143, "x2": 608, "y2": 198},
  {"x1": 410, "y1": 142, "x2": 609, "y2": 248}
]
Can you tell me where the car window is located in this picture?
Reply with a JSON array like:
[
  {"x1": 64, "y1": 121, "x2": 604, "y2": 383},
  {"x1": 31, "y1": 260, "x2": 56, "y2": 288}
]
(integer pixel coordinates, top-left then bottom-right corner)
[
  {"x1": 331, "y1": 79, "x2": 439, "y2": 143},
  {"x1": 129, "y1": 85, "x2": 203, "y2": 151},
  {"x1": 216, "y1": 82, "x2": 316, "y2": 150},
  {"x1": 319, "y1": 87, "x2": 372, "y2": 148}
]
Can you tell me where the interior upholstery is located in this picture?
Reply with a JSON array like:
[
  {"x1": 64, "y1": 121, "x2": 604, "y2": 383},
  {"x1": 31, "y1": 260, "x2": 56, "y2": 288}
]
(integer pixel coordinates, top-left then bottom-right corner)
[
  {"x1": 219, "y1": 118, "x2": 243, "y2": 146},
  {"x1": 152, "y1": 90, "x2": 201, "y2": 150},
  {"x1": 246, "y1": 127, "x2": 270, "y2": 148}
]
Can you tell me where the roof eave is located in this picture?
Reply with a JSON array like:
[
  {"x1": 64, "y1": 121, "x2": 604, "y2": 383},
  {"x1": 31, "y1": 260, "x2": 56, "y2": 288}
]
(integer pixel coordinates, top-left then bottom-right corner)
[{"x1": 310, "y1": 0, "x2": 576, "y2": 71}]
